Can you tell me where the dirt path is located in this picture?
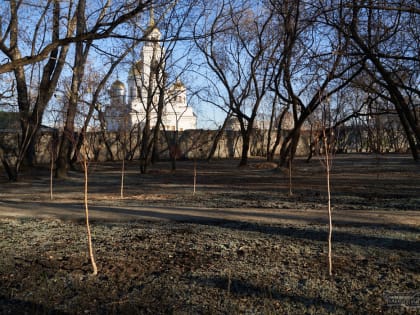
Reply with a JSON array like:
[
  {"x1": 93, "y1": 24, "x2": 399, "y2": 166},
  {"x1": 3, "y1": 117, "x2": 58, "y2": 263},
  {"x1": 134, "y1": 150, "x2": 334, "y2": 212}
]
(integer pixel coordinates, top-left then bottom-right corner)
[
  {"x1": 0, "y1": 198, "x2": 418, "y2": 228},
  {"x1": 1, "y1": 155, "x2": 419, "y2": 228}
]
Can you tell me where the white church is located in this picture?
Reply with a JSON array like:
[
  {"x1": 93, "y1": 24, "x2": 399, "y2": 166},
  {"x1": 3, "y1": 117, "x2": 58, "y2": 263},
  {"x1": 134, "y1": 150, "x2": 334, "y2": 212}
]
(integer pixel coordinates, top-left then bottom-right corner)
[{"x1": 105, "y1": 15, "x2": 197, "y2": 132}]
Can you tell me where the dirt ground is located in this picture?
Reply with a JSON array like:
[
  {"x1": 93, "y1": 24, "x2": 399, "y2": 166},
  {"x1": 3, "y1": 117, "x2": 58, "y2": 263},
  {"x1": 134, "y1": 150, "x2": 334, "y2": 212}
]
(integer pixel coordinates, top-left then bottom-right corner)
[{"x1": 0, "y1": 154, "x2": 419, "y2": 314}]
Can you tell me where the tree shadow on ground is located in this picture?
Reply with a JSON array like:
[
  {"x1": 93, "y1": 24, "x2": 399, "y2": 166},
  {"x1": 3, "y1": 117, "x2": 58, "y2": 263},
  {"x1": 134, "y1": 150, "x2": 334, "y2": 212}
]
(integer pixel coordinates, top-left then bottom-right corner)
[
  {"x1": 189, "y1": 275, "x2": 345, "y2": 313},
  {"x1": 0, "y1": 295, "x2": 69, "y2": 315},
  {"x1": 1, "y1": 199, "x2": 419, "y2": 252},
  {"x1": 200, "y1": 221, "x2": 420, "y2": 253}
]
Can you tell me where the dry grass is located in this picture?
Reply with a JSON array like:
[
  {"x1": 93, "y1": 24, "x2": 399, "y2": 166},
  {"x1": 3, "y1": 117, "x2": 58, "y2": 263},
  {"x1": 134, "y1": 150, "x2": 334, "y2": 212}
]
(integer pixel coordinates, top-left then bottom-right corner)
[{"x1": 0, "y1": 154, "x2": 419, "y2": 314}]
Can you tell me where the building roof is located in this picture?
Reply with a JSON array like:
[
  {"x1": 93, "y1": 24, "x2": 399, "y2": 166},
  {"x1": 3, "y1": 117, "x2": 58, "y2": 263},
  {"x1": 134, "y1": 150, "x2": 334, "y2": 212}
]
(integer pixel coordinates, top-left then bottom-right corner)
[
  {"x1": 111, "y1": 80, "x2": 125, "y2": 90},
  {"x1": 173, "y1": 79, "x2": 185, "y2": 89}
]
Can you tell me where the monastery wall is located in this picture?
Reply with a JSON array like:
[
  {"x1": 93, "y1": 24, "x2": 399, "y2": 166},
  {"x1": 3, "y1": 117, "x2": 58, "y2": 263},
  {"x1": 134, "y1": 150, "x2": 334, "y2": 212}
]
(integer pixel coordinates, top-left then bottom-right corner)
[{"x1": 0, "y1": 129, "x2": 311, "y2": 165}]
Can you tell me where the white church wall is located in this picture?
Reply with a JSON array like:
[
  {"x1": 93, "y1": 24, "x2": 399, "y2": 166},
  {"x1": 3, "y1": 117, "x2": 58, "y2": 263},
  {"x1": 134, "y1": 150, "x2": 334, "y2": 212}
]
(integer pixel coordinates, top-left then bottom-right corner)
[{"x1": 104, "y1": 19, "x2": 197, "y2": 132}]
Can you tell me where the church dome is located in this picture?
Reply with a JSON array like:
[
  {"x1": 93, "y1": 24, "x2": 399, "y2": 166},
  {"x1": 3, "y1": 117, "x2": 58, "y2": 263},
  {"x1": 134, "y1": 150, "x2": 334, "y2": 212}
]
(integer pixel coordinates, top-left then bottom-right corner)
[
  {"x1": 173, "y1": 79, "x2": 185, "y2": 89},
  {"x1": 147, "y1": 26, "x2": 161, "y2": 41},
  {"x1": 111, "y1": 80, "x2": 125, "y2": 91},
  {"x1": 110, "y1": 80, "x2": 126, "y2": 100}
]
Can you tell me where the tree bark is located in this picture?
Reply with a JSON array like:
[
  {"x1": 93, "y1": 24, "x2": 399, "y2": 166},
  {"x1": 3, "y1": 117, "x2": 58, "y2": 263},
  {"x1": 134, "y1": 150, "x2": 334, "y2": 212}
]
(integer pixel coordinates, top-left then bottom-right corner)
[
  {"x1": 268, "y1": 106, "x2": 289, "y2": 162},
  {"x1": 56, "y1": 0, "x2": 90, "y2": 178},
  {"x1": 207, "y1": 111, "x2": 232, "y2": 162},
  {"x1": 239, "y1": 126, "x2": 253, "y2": 167}
]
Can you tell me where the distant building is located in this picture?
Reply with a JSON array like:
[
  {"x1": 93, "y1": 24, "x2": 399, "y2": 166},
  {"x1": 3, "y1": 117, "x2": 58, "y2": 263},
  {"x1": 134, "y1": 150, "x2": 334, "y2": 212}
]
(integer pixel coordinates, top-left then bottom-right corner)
[{"x1": 105, "y1": 15, "x2": 196, "y2": 132}]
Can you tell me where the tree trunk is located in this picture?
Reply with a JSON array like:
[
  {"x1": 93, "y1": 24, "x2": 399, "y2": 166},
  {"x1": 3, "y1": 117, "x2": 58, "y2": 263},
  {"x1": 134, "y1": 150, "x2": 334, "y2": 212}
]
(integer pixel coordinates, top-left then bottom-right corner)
[
  {"x1": 207, "y1": 112, "x2": 232, "y2": 162},
  {"x1": 278, "y1": 106, "x2": 312, "y2": 167},
  {"x1": 151, "y1": 78, "x2": 166, "y2": 164},
  {"x1": 170, "y1": 131, "x2": 179, "y2": 171},
  {"x1": 279, "y1": 133, "x2": 293, "y2": 167},
  {"x1": 268, "y1": 106, "x2": 289, "y2": 162},
  {"x1": 56, "y1": 0, "x2": 89, "y2": 178},
  {"x1": 56, "y1": 129, "x2": 76, "y2": 179},
  {"x1": 82, "y1": 152, "x2": 98, "y2": 275},
  {"x1": 19, "y1": 1, "x2": 69, "y2": 170},
  {"x1": 266, "y1": 95, "x2": 279, "y2": 162},
  {"x1": 239, "y1": 128, "x2": 252, "y2": 167},
  {"x1": 151, "y1": 128, "x2": 161, "y2": 164},
  {"x1": 139, "y1": 122, "x2": 151, "y2": 174}
]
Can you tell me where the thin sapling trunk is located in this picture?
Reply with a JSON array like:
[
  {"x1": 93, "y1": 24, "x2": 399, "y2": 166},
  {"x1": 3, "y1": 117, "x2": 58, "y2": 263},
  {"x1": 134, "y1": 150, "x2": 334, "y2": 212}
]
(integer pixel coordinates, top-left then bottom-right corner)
[
  {"x1": 50, "y1": 140, "x2": 54, "y2": 201},
  {"x1": 81, "y1": 145, "x2": 98, "y2": 275},
  {"x1": 288, "y1": 158, "x2": 293, "y2": 196},
  {"x1": 323, "y1": 128, "x2": 333, "y2": 277},
  {"x1": 121, "y1": 156, "x2": 125, "y2": 199},
  {"x1": 193, "y1": 158, "x2": 197, "y2": 195}
]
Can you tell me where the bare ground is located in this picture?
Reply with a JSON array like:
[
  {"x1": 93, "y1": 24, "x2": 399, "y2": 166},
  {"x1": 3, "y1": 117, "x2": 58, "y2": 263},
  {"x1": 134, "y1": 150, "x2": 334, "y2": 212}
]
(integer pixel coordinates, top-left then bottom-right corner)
[{"x1": 0, "y1": 154, "x2": 419, "y2": 314}]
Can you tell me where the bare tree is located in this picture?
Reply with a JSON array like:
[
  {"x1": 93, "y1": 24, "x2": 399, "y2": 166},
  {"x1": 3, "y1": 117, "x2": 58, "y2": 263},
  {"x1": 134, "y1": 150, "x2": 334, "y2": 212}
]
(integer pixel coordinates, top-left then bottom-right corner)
[
  {"x1": 0, "y1": 74, "x2": 15, "y2": 109},
  {"x1": 70, "y1": 41, "x2": 140, "y2": 166},
  {"x1": 329, "y1": 0, "x2": 420, "y2": 161},
  {"x1": 305, "y1": 93, "x2": 365, "y2": 162},
  {"x1": 0, "y1": 1, "x2": 153, "y2": 74},
  {"x1": 0, "y1": 0, "x2": 153, "y2": 180},
  {"x1": 0, "y1": 0, "x2": 74, "y2": 180},
  {"x1": 269, "y1": 0, "x2": 364, "y2": 167},
  {"x1": 55, "y1": 0, "x2": 91, "y2": 178},
  {"x1": 55, "y1": 1, "x2": 156, "y2": 178},
  {"x1": 194, "y1": 0, "x2": 280, "y2": 166},
  {"x1": 127, "y1": 2, "x2": 198, "y2": 173},
  {"x1": 136, "y1": 24, "x2": 165, "y2": 174}
]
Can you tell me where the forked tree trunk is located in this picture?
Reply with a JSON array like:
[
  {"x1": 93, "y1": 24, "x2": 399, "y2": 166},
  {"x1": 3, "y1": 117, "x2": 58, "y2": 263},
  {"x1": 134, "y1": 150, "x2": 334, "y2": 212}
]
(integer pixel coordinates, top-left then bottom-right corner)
[
  {"x1": 267, "y1": 106, "x2": 289, "y2": 162},
  {"x1": 279, "y1": 129, "x2": 301, "y2": 167}
]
